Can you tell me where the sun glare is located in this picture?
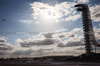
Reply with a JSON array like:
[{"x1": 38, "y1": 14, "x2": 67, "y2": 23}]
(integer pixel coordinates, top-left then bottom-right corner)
[
  {"x1": 39, "y1": 7, "x2": 57, "y2": 22},
  {"x1": 35, "y1": 6, "x2": 60, "y2": 30}
]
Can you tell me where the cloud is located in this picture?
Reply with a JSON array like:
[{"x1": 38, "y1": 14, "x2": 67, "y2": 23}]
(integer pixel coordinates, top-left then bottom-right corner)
[
  {"x1": 0, "y1": 44, "x2": 13, "y2": 51},
  {"x1": 57, "y1": 38, "x2": 84, "y2": 47},
  {"x1": 90, "y1": 4, "x2": 100, "y2": 22},
  {"x1": 56, "y1": 28, "x2": 84, "y2": 47},
  {"x1": 0, "y1": 38, "x2": 6, "y2": 43},
  {"x1": 55, "y1": 29, "x2": 67, "y2": 32},
  {"x1": 76, "y1": 47, "x2": 85, "y2": 50},
  {"x1": 78, "y1": 0, "x2": 89, "y2": 3},
  {"x1": 30, "y1": 2, "x2": 80, "y2": 23},
  {"x1": 69, "y1": 27, "x2": 100, "y2": 53},
  {"x1": 53, "y1": 28, "x2": 82, "y2": 39},
  {"x1": 57, "y1": 27, "x2": 100, "y2": 48},
  {"x1": 0, "y1": 43, "x2": 13, "y2": 51},
  {"x1": 68, "y1": 34, "x2": 75, "y2": 37},
  {"x1": 42, "y1": 32, "x2": 54, "y2": 38},
  {"x1": 0, "y1": 52, "x2": 6, "y2": 55},
  {"x1": 8, "y1": 47, "x2": 54, "y2": 57},
  {"x1": 19, "y1": 19, "x2": 33, "y2": 24},
  {"x1": 0, "y1": 28, "x2": 86, "y2": 57},
  {"x1": 59, "y1": 35, "x2": 65, "y2": 38},
  {"x1": 11, "y1": 49, "x2": 34, "y2": 55},
  {"x1": 2, "y1": 26, "x2": 100, "y2": 57},
  {"x1": 0, "y1": 38, "x2": 14, "y2": 55},
  {"x1": 93, "y1": 28, "x2": 100, "y2": 45},
  {"x1": 49, "y1": 47, "x2": 83, "y2": 56},
  {"x1": 4, "y1": 28, "x2": 100, "y2": 57},
  {"x1": 33, "y1": 48, "x2": 54, "y2": 56},
  {"x1": 15, "y1": 38, "x2": 23, "y2": 43},
  {"x1": 65, "y1": 14, "x2": 81, "y2": 21},
  {"x1": 20, "y1": 38, "x2": 59, "y2": 47}
]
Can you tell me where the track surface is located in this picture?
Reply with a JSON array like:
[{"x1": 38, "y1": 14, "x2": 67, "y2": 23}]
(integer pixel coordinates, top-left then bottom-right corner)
[{"x1": 0, "y1": 62, "x2": 100, "y2": 66}]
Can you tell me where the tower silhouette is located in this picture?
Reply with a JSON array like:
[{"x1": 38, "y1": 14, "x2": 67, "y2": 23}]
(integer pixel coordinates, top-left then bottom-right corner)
[{"x1": 75, "y1": 4, "x2": 100, "y2": 56}]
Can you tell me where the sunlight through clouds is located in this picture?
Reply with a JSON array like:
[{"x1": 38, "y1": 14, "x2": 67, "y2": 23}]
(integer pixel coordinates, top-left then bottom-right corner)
[{"x1": 30, "y1": 2, "x2": 80, "y2": 24}]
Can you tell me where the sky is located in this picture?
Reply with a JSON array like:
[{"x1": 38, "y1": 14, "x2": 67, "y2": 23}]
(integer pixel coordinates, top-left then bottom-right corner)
[{"x1": 0, "y1": 0, "x2": 100, "y2": 58}]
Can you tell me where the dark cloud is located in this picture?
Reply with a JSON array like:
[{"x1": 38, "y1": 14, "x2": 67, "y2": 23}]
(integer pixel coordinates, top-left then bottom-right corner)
[
  {"x1": 76, "y1": 47, "x2": 85, "y2": 50},
  {"x1": 0, "y1": 43, "x2": 6, "y2": 46},
  {"x1": 57, "y1": 43, "x2": 66, "y2": 47},
  {"x1": 20, "y1": 38, "x2": 58, "y2": 47},
  {"x1": 57, "y1": 38, "x2": 84, "y2": 47},
  {"x1": 0, "y1": 38, "x2": 13, "y2": 55},
  {"x1": 59, "y1": 35, "x2": 65, "y2": 38},
  {"x1": 0, "y1": 43, "x2": 13, "y2": 51},
  {"x1": 0, "y1": 38, "x2": 6, "y2": 42},
  {"x1": 0, "y1": 47, "x2": 11, "y2": 50},
  {"x1": 68, "y1": 34, "x2": 75, "y2": 37},
  {"x1": 66, "y1": 41, "x2": 84, "y2": 47},
  {"x1": 95, "y1": 14, "x2": 100, "y2": 17},
  {"x1": 42, "y1": 32, "x2": 54, "y2": 38},
  {"x1": 12, "y1": 49, "x2": 34, "y2": 55},
  {"x1": 0, "y1": 52, "x2": 6, "y2": 55},
  {"x1": 51, "y1": 50, "x2": 81, "y2": 55},
  {"x1": 0, "y1": 45, "x2": 13, "y2": 55},
  {"x1": 11, "y1": 48, "x2": 53, "y2": 57},
  {"x1": 90, "y1": 4, "x2": 100, "y2": 22},
  {"x1": 54, "y1": 28, "x2": 82, "y2": 39},
  {"x1": 34, "y1": 49, "x2": 53, "y2": 56}
]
